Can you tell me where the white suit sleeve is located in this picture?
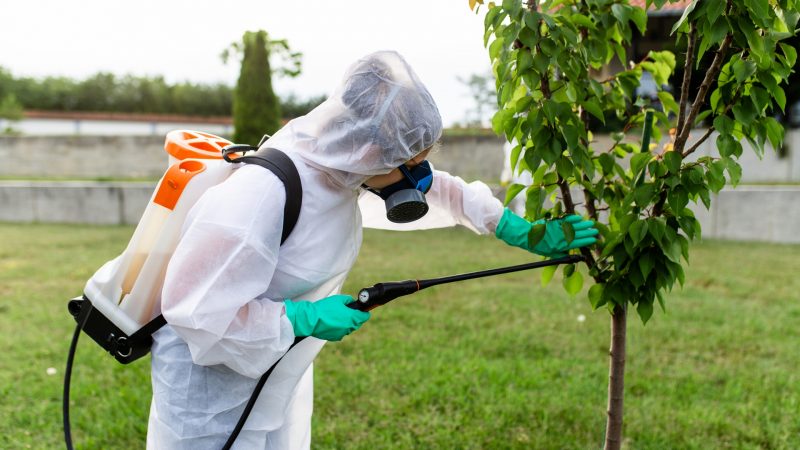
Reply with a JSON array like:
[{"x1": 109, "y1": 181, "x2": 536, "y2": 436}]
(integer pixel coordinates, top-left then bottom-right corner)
[
  {"x1": 359, "y1": 168, "x2": 504, "y2": 234},
  {"x1": 160, "y1": 165, "x2": 295, "y2": 379}
]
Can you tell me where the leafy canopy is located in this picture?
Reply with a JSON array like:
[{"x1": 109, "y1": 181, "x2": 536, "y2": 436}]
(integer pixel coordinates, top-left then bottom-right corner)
[{"x1": 472, "y1": 0, "x2": 798, "y2": 323}]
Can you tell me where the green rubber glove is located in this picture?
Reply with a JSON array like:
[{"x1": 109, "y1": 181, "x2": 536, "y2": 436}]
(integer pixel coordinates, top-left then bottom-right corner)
[
  {"x1": 283, "y1": 295, "x2": 370, "y2": 341},
  {"x1": 495, "y1": 208, "x2": 599, "y2": 258}
]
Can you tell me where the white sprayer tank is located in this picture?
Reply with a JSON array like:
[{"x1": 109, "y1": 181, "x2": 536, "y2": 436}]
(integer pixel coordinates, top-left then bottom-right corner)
[{"x1": 83, "y1": 130, "x2": 236, "y2": 335}]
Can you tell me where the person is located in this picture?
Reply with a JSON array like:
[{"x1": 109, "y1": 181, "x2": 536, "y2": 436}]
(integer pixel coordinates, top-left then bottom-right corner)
[{"x1": 147, "y1": 50, "x2": 598, "y2": 449}]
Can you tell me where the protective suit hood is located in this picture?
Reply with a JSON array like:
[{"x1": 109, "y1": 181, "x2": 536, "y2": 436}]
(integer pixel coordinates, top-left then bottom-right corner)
[{"x1": 264, "y1": 50, "x2": 443, "y2": 190}]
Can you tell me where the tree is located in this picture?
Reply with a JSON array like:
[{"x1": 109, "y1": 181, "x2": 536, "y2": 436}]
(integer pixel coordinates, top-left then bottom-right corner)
[
  {"x1": 457, "y1": 71, "x2": 497, "y2": 127},
  {"x1": 222, "y1": 30, "x2": 302, "y2": 145},
  {"x1": 470, "y1": 0, "x2": 798, "y2": 448},
  {"x1": 0, "y1": 93, "x2": 23, "y2": 135},
  {"x1": 280, "y1": 93, "x2": 326, "y2": 119}
]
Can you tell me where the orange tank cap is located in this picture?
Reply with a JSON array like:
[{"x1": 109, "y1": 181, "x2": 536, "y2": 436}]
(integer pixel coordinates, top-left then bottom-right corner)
[
  {"x1": 164, "y1": 129, "x2": 233, "y2": 161},
  {"x1": 153, "y1": 160, "x2": 207, "y2": 210}
]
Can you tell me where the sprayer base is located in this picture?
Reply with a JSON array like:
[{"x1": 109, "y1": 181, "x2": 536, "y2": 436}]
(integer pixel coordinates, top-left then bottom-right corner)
[{"x1": 67, "y1": 296, "x2": 153, "y2": 364}]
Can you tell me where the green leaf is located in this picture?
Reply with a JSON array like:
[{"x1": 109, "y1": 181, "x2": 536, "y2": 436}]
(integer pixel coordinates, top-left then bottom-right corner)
[
  {"x1": 763, "y1": 117, "x2": 785, "y2": 151},
  {"x1": 697, "y1": 18, "x2": 730, "y2": 64},
  {"x1": 588, "y1": 283, "x2": 606, "y2": 309},
  {"x1": 491, "y1": 109, "x2": 514, "y2": 135},
  {"x1": 634, "y1": 183, "x2": 656, "y2": 207},
  {"x1": 541, "y1": 264, "x2": 557, "y2": 287},
  {"x1": 713, "y1": 115, "x2": 734, "y2": 135},
  {"x1": 699, "y1": 188, "x2": 712, "y2": 209},
  {"x1": 526, "y1": 186, "x2": 546, "y2": 219},
  {"x1": 581, "y1": 100, "x2": 605, "y2": 124},
  {"x1": 572, "y1": 14, "x2": 595, "y2": 30},
  {"x1": 502, "y1": 0, "x2": 522, "y2": 17},
  {"x1": 555, "y1": 156, "x2": 574, "y2": 179},
  {"x1": 489, "y1": 36, "x2": 506, "y2": 61},
  {"x1": 510, "y1": 143, "x2": 523, "y2": 173},
  {"x1": 528, "y1": 223, "x2": 547, "y2": 248},
  {"x1": 732, "y1": 58, "x2": 757, "y2": 83},
  {"x1": 563, "y1": 271, "x2": 584, "y2": 296},
  {"x1": 599, "y1": 153, "x2": 615, "y2": 175},
  {"x1": 744, "y1": 0, "x2": 770, "y2": 27},
  {"x1": 670, "y1": 0, "x2": 697, "y2": 35},
  {"x1": 772, "y1": 86, "x2": 787, "y2": 112},
  {"x1": 611, "y1": 4, "x2": 631, "y2": 26},
  {"x1": 639, "y1": 252, "x2": 654, "y2": 279},
  {"x1": 648, "y1": 217, "x2": 666, "y2": 243},
  {"x1": 750, "y1": 86, "x2": 770, "y2": 113},
  {"x1": 519, "y1": 25, "x2": 539, "y2": 49},
  {"x1": 629, "y1": 220, "x2": 648, "y2": 246},
  {"x1": 656, "y1": 290, "x2": 666, "y2": 312},
  {"x1": 664, "y1": 151, "x2": 682, "y2": 174},
  {"x1": 637, "y1": 300, "x2": 654, "y2": 324},
  {"x1": 504, "y1": 183, "x2": 526, "y2": 206},
  {"x1": 668, "y1": 185, "x2": 689, "y2": 212},
  {"x1": 631, "y1": 7, "x2": 647, "y2": 34},
  {"x1": 663, "y1": 238, "x2": 682, "y2": 263},
  {"x1": 561, "y1": 221, "x2": 575, "y2": 244},
  {"x1": 779, "y1": 43, "x2": 798, "y2": 69},
  {"x1": 657, "y1": 91, "x2": 679, "y2": 116},
  {"x1": 732, "y1": 98, "x2": 758, "y2": 125},
  {"x1": 631, "y1": 152, "x2": 652, "y2": 178},
  {"x1": 706, "y1": 0, "x2": 725, "y2": 24},
  {"x1": 563, "y1": 263, "x2": 576, "y2": 278},
  {"x1": 517, "y1": 51, "x2": 534, "y2": 73},
  {"x1": 717, "y1": 133, "x2": 742, "y2": 158}
]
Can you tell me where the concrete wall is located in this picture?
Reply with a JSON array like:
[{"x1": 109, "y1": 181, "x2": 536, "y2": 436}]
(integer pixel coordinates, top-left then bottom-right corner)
[
  {"x1": 0, "y1": 133, "x2": 507, "y2": 182},
  {"x1": 0, "y1": 135, "x2": 170, "y2": 179},
  {"x1": 0, "y1": 181, "x2": 153, "y2": 225},
  {"x1": 1, "y1": 181, "x2": 798, "y2": 243},
  {"x1": 0, "y1": 117, "x2": 232, "y2": 137},
  {"x1": 1, "y1": 129, "x2": 797, "y2": 182}
]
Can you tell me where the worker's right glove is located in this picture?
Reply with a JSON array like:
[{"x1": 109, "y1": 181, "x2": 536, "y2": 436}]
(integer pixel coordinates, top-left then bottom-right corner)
[
  {"x1": 495, "y1": 208, "x2": 598, "y2": 258},
  {"x1": 283, "y1": 295, "x2": 371, "y2": 341}
]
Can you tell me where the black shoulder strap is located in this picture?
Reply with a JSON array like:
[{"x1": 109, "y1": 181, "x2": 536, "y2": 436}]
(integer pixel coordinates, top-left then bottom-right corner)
[
  {"x1": 131, "y1": 148, "x2": 303, "y2": 344},
  {"x1": 235, "y1": 148, "x2": 303, "y2": 245}
]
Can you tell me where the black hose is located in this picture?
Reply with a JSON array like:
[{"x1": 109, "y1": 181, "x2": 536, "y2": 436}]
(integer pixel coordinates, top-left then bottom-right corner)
[
  {"x1": 221, "y1": 336, "x2": 305, "y2": 450},
  {"x1": 63, "y1": 322, "x2": 81, "y2": 450}
]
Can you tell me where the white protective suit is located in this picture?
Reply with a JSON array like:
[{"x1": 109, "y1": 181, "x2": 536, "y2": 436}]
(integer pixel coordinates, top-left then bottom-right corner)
[{"x1": 147, "y1": 51, "x2": 505, "y2": 449}]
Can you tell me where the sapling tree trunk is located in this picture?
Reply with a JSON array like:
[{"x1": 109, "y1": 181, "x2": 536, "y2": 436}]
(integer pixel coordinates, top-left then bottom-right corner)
[{"x1": 604, "y1": 305, "x2": 627, "y2": 450}]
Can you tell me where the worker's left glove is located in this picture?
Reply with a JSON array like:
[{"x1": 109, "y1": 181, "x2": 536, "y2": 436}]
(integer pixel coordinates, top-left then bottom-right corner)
[
  {"x1": 283, "y1": 295, "x2": 370, "y2": 341},
  {"x1": 495, "y1": 208, "x2": 598, "y2": 258}
]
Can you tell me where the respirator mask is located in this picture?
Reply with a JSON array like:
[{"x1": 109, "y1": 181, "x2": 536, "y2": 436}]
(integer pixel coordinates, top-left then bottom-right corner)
[{"x1": 364, "y1": 160, "x2": 433, "y2": 223}]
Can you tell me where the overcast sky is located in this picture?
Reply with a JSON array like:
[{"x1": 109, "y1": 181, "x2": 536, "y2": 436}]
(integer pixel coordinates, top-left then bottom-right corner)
[{"x1": 1, "y1": 0, "x2": 494, "y2": 126}]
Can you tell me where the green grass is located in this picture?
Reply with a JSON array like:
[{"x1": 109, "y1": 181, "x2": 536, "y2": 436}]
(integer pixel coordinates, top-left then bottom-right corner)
[{"x1": 1, "y1": 223, "x2": 799, "y2": 449}]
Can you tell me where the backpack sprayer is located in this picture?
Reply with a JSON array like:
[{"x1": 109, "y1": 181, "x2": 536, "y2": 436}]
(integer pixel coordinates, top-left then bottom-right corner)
[
  {"x1": 220, "y1": 254, "x2": 584, "y2": 449},
  {"x1": 63, "y1": 130, "x2": 303, "y2": 450}
]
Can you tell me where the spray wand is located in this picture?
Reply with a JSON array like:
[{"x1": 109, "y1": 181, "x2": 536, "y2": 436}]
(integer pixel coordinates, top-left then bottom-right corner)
[{"x1": 349, "y1": 254, "x2": 585, "y2": 311}]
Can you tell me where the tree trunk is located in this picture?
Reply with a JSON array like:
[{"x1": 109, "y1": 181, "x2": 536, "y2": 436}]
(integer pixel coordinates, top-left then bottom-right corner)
[{"x1": 603, "y1": 304, "x2": 627, "y2": 450}]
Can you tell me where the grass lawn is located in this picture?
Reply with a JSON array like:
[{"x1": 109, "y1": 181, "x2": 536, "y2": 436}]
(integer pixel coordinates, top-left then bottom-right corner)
[{"x1": 1, "y1": 223, "x2": 798, "y2": 449}]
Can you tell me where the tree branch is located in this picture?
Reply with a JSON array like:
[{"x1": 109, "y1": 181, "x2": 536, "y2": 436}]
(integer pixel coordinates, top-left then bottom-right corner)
[
  {"x1": 673, "y1": 33, "x2": 733, "y2": 154},
  {"x1": 681, "y1": 127, "x2": 714, "y2": 158},
  {"x1": 676, "y1": 23, "x2": 697, "y2": 138},
  {"x1": 681, "y1": 84, "x2": 742, "y2": 158}
]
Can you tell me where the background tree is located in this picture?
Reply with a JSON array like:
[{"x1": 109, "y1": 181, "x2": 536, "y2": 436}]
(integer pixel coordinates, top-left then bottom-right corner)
[
  {"x1": 222, "y1": 30, "x2": 302, "y2": 145},
  {"x1": 457, "y1": 71, "x2": 497, "y2": 127},
  {"x1": 470, "y1": 0, "x2": 798, "y2": 448}
]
